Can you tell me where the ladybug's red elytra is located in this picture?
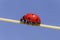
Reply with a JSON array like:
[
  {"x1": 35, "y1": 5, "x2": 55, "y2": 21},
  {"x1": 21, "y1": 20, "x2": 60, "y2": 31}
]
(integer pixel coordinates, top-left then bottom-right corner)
[{"x1": 20, "y1": 13, "x2": 41, "y2": 25}]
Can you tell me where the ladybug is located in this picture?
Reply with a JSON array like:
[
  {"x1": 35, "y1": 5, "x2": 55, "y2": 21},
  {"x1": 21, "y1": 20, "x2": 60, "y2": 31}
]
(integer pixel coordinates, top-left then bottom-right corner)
[{"x1": 20, "y1": 13, "x2": 41, "y2": 25}]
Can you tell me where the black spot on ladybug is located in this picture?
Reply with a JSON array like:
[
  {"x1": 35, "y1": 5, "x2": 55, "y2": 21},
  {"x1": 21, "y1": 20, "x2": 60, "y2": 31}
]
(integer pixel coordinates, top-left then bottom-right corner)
[
  {"x1": 28, "y1": 17, "x2": 30, "y2": 20},
  {"x1": 32, "y1": 14, "x2": 34, "y2": 15}
]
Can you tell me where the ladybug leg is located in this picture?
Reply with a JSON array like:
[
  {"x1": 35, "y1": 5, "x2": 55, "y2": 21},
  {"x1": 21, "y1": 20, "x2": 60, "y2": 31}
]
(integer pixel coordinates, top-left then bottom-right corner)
[
  {"x1": 20, "y1": 19, "x2": 24, "y2": 22},
  {"x1": 31, "y1": 22, "x2": 38, "y2": 25},
  {"x1": 31, "y1": 22, "x2": 35, "y2": 25},
  {"x1": 20, "y1": 18, "x2": 26, "y2": 23},
  {"x1": 26, "y1": 21, "x2": 31, "y2": 24},
  {"x1": 27, "y1": 21, "x2": 30, "y2": 24},
  {"x1": 20, "y1": 18, "x2": 23, "y2": 22},
  {"x1": 24, "y1": 20, "x2": 26, "y2": 23}
]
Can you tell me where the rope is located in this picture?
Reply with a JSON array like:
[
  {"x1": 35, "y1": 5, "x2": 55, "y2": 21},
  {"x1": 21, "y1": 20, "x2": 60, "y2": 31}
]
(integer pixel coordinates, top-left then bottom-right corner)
[{"x1": 0, "y1": 18, "x2": 60, "y2": 30}]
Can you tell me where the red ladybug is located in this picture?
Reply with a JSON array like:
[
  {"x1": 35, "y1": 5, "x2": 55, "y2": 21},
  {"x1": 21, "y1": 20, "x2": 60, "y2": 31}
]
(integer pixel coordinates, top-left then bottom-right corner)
[{"x1": 20, "y1": 13, "x2": 41, "y2": 25}]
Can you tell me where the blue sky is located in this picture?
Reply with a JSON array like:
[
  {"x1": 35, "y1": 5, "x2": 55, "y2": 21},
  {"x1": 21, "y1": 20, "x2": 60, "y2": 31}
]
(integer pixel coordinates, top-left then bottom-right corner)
[{"x1": 0, "y1": 0, "x2": 60, "y2": 40}]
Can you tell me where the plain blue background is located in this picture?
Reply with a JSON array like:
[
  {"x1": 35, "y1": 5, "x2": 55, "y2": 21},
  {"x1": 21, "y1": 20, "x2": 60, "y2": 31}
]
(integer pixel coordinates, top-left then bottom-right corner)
[{"x1": 0, "y1": 0, "x2": 60, "y2": 40}]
